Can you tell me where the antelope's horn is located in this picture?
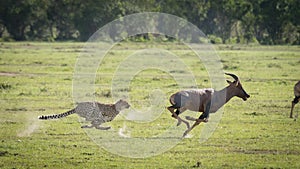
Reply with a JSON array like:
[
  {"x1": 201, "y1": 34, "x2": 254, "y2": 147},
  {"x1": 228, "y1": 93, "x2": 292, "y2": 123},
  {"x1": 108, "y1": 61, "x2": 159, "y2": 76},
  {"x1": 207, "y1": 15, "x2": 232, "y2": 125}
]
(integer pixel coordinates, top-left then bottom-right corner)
[{"x1": 225, "y1": 73, "x2": 239, "y2": 82}]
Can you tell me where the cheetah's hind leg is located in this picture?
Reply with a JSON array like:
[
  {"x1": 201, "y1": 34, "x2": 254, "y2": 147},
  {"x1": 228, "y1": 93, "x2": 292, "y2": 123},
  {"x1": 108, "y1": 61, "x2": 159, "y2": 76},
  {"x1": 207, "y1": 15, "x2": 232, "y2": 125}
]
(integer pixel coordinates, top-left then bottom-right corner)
[
  {"x1": 81, "y1": 121, "x2": 97, "y2": 128},
  {"x1": 81, "y1": 124, "x2": 111, "y2": 130},
  {"x1": 81, "y1": 125, "x2": 93, "y2": 128},
  {"x1": 82, "y1": 120, "x2": 111, "y2": 130},
  {"x1": 91, "y1": 120, "x2": 111, "y2": 130}
]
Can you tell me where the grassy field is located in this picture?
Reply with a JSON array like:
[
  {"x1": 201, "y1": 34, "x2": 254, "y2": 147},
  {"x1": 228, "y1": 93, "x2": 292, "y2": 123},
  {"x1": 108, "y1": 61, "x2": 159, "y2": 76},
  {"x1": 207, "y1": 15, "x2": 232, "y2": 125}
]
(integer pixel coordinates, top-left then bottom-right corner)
[{"x1": 0, "y1": 42, "x2": 300, "y2": 168}]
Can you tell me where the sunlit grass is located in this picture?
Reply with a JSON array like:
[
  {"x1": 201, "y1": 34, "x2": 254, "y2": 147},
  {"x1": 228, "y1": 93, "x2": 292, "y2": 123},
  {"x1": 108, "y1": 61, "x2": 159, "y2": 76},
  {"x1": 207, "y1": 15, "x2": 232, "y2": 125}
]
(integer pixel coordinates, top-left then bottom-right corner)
[{"x1": 0, "y1": 42, "x2": 300, "y2": 168}]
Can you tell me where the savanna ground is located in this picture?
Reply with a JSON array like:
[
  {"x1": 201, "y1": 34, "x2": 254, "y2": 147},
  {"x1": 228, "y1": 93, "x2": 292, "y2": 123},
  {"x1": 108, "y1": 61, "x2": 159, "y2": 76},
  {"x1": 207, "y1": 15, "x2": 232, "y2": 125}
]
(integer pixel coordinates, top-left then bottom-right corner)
[{"x1": 0, "y1": 42, "x2": 299, "y2": 168}]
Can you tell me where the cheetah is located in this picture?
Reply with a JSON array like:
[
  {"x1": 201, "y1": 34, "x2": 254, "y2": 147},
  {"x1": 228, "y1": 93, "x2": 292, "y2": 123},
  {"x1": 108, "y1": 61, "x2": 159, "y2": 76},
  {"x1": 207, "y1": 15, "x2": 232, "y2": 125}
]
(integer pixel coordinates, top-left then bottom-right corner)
[{"x1": 39, "y1": 99, "x2": 130, "y2": 130}]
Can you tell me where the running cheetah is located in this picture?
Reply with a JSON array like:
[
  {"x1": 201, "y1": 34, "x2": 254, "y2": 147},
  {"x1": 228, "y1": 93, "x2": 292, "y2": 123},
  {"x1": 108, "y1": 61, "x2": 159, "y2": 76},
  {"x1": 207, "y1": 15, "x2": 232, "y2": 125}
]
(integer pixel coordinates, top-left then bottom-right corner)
[{"x1": 39, "y1": 99, "x2": 130, "y2": 130}]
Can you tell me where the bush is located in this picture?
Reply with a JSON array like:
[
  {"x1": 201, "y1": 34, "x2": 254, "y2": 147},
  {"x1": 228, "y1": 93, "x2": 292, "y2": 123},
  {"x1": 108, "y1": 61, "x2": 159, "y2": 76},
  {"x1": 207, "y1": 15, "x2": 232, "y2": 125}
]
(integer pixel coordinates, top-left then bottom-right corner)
[
  {"x1": 0, "y1": 82, "x2": 12, "y2": 90},
  {"x1": 208, "y1": 35, "x2": 223, "y2": 44}
]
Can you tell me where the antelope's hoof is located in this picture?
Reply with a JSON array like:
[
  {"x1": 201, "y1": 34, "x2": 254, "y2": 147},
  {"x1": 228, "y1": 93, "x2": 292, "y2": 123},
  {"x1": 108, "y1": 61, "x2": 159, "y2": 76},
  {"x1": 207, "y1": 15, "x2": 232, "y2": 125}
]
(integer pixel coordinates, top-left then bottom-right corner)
[
  {"x1": 182, "y1": 130, "x2": 189, "y2": 138},
  {"x1": 198, "y1": 118, "x2": 208, "y2": 123},
  {"x1": 195, "y1": 119, "x2": 204, "y2": 123},
  {"x1": 182, "y1": 132, "x2": 187, "y2": 137}
]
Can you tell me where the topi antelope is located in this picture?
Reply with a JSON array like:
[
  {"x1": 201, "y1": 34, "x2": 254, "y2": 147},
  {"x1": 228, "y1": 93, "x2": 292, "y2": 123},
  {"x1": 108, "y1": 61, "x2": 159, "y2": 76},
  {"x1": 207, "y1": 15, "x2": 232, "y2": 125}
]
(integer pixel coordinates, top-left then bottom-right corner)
[
  {"x1": 167, "y1": 73, "x2": 250, "y2": 137},
  {"x1": 290, "y1": 81, "x2": 300, "y2": 119}
]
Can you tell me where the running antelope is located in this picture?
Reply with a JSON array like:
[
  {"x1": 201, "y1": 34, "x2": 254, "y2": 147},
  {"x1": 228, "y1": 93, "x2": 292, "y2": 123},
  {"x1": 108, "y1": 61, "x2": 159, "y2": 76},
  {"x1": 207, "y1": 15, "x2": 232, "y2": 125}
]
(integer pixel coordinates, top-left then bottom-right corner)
[
  {"x1": 290, "y1": 81, "x2": 300, "y2": 119},
  {"x1": 167, "y1": 73, "x2": 250, "y2": 137}
]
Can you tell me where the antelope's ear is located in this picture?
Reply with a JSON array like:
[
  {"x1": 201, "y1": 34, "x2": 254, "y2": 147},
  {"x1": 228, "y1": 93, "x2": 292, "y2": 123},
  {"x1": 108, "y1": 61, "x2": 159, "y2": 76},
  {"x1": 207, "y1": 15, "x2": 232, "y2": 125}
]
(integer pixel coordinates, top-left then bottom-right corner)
[
  {"x1": 226, "y1": 80, "x2": 232, "y2": 84},
  {"x1": 233, "y1": 80, "x2": 239, "y2": 86}
]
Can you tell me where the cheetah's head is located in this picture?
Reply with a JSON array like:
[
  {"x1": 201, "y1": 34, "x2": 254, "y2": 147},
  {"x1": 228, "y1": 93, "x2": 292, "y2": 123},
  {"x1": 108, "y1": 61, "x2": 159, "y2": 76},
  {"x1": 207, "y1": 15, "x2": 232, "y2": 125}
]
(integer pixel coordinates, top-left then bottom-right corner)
[{"x1": 115, "y1": 99, "x2": 130, "y2": 112}]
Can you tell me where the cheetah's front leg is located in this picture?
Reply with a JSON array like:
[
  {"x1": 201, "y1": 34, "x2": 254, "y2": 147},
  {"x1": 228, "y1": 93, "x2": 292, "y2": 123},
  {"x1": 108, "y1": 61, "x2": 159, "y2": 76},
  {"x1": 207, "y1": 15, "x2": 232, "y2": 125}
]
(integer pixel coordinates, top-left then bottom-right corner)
[{"x1": 95, "y1": 126, "x2": 111, "y2": 130}]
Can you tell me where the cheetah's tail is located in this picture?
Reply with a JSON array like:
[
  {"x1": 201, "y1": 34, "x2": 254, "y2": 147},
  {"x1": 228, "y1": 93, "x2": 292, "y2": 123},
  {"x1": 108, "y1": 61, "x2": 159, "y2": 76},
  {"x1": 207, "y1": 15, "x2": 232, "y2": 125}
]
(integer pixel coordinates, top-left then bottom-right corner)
[{"x1": 38, "y1": 109, "x2": 75, "y2": 120}]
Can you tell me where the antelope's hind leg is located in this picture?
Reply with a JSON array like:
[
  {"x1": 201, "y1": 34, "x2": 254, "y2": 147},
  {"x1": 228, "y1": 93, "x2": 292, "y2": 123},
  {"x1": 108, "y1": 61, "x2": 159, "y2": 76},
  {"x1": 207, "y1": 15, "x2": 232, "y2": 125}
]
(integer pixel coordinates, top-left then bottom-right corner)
[{"x1": 167, "y1": 106, "x2": 190, "y2": 129}]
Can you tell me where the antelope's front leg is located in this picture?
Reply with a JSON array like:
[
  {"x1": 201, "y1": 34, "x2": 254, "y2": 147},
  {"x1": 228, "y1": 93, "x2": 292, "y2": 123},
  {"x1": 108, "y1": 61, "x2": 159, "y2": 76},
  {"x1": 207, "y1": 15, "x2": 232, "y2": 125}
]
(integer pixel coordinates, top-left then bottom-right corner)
[
  {"x1": 291, "y1": 96, "x2": 300, "y2": 119},
  {"x1": 290, "y1": 102, "x2": 295, "y2": 118},
  {"x1": 182, "y1": 118, "x2": 207, "y2": 137},
  {"x1": 183, "y1": 103, "x2": 210, "y2": 137}
]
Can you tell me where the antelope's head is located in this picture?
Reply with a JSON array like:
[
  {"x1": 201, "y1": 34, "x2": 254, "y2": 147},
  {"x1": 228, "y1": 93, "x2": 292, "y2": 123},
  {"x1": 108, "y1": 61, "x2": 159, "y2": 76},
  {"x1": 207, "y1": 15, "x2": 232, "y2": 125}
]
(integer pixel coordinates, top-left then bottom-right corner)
[{"x1": 226, "y1": 73, "x2": 250, "y2": 101}]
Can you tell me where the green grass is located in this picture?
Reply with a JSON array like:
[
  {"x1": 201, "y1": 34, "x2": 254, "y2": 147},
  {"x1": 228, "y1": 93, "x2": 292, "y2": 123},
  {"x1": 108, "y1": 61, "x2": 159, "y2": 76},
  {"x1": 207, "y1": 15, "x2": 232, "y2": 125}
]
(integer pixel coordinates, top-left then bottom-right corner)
[{"x1": 0, "y1": 42, "x2": 300, "y2": 168}]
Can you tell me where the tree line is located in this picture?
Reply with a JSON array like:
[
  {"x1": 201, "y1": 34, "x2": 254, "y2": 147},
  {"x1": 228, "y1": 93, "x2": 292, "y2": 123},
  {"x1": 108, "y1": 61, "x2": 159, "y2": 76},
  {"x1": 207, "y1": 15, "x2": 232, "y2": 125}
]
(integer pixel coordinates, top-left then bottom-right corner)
[{"x1": 0, "y1": 0, "x2": 299, "y2": 44}]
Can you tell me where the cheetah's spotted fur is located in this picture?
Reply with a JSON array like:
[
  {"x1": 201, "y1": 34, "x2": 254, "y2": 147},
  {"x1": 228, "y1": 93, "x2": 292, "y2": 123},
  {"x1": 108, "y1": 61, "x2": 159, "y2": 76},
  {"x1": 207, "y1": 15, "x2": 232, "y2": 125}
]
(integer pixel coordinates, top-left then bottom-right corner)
[{"x1": 39, "y1": 99, "x2": 130, "y2": 130}]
